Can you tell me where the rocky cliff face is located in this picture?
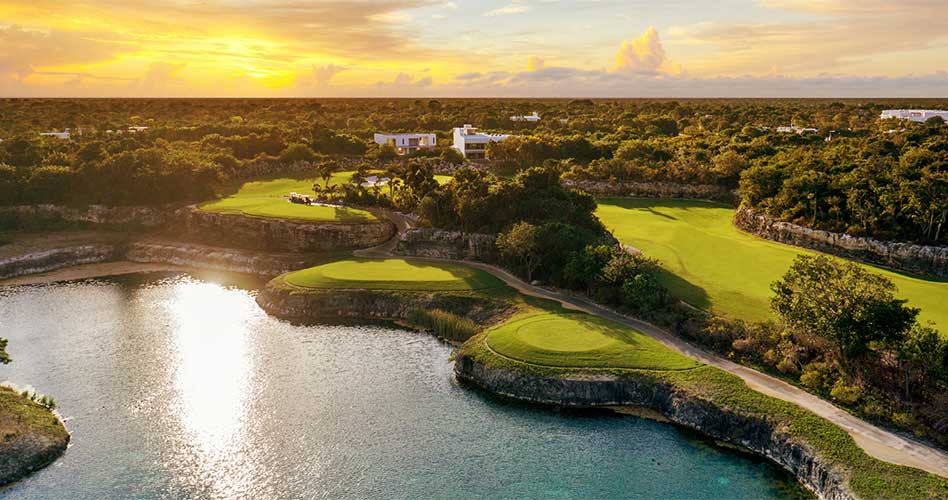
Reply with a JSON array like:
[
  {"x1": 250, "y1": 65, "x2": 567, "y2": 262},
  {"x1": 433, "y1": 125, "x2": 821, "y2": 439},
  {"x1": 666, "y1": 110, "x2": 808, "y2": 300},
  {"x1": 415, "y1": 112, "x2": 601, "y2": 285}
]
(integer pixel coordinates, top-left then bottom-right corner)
[
  {"x1": 256, "y1": 283, "x2": 508, "y2": 327},
  {"x1": 181, "y1": 208, "x2": 396, "y2": 252},
  {"x1": 1, "y1": 204, "x2": 175, "y2": 227},
  {"x1": 0, "y1": 244, "x2": 121, "y2": 280},
  {"x1": 563, "y1": 179, "x2": 738, "y2": 204},
  {"x1": 455, "y1": 355, "x2": 850, "y2": 500},
  {"x1": 394, "y1": 228, "x2": 498, "y2": 261},
  {"x1": 735, "y1": 206, "x2": 948, "y2": 279},
  {"x1": 125, "y1": 240, "x2": 326, "y2": 276}
]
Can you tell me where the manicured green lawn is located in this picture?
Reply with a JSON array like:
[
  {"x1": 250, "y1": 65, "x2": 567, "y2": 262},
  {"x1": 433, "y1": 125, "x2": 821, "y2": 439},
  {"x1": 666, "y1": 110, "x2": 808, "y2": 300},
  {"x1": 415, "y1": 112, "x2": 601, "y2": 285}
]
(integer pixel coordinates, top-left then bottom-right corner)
[
  {"x1": 201, "y1": 171, "x2": 452, "y2": 223},
  {"x1": 487, "y1": 311, "x2": 702, "y2": 370},
  {"x1": 596, "y1": 198, "x2": 948, "y2": 332},
  {"x1": 282, "y1": 258, "x2": 504, "y2": 291},
  {"x1": 199, "y1": 172, "x2": 376, "y2": 223}
]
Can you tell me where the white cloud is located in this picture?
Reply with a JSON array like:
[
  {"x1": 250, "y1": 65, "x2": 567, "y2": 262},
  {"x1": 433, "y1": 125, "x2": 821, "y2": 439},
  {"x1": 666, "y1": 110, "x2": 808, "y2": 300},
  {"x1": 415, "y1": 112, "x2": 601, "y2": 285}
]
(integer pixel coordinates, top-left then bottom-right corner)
[
  {"x1": 485, "y1": 2, "x2": 531, "y2": 16},
  {"x1": 612, "y1": 27, "x2": 681, "y2": 76}
]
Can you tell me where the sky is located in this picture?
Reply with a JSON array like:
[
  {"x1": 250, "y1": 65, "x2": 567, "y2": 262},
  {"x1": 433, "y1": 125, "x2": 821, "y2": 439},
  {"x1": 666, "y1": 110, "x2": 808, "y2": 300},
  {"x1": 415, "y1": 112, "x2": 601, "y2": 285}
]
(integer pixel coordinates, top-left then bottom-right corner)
[{"x1": 1, "y1": 0, "x2": 947, "y2": 97}]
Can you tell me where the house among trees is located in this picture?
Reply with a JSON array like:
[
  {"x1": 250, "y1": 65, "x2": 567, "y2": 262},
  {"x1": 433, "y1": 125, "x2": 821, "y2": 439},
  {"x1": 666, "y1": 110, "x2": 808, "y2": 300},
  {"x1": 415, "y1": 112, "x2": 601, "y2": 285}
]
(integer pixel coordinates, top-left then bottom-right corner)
[
  {"x1": 451, "y1": 124, "x2": 509, "y2": 159},
  {"x1": 880, "y1": 109, "x2": 948, "y2": 123},
  {"x1": 776, "y1": 125, "x2": 818, "y2": 134},
  {"x1": 373, "y1": 133, "x2": 437, "y2": 155},
  {"x1": 510, "y1": 111, "x2": 540, "y2": 123},
  {"x1": 39, "y1": 129, "x2": 71, "y2": 139}
]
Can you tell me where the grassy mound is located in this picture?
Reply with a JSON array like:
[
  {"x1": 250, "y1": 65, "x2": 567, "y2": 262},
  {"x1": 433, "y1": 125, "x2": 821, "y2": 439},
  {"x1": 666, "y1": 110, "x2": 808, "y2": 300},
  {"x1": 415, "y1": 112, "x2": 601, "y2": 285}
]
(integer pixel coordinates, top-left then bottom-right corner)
[
  {"x1": 487, "y1": 311, "x2": 701, "y2": 370},
  {"x1": 597, "y1": 198, "x2": 948, "y2": 332},
  {"x1": 282, "y1": 258, "x2": 504, "y2": 291}
]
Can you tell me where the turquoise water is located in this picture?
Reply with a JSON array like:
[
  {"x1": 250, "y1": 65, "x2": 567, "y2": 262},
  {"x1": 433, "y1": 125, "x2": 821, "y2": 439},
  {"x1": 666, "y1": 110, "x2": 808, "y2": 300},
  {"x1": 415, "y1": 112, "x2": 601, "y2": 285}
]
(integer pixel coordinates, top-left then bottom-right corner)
[{"x1": 0, "y1": 273, "x2": 808, "y2": 499}]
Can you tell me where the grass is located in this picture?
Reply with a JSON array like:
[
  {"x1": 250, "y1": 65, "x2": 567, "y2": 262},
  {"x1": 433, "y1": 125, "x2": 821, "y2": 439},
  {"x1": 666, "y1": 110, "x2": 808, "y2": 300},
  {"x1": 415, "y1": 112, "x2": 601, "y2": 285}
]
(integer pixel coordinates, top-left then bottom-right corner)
[
  {"x1": 460, "y1": 333, "x2": 948, "y2": 500},
  {"x1": 281, "y1": 257, "x2": 504, "y2": 291},
  {"x1": 407, "y1": 308, "x2": 479, "y2": 341},
  {"x1": 596, "y1": 198, "x2": 948, "y2": 333},
  {"x1": 487, "y1": 310, "x2": 702, "y2": 370},
  {"x1": 200, "y1": 171, "x2": 452, "y2": 223},
  {"x1": 200, "y1": 172, "x2": 377, "y2": 223}
]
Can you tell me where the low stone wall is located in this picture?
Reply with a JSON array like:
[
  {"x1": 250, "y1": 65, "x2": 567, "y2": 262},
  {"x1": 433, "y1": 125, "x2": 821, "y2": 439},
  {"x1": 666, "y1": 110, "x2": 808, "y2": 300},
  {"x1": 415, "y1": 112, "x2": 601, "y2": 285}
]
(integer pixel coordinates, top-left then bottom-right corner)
[
  {"x1": 735, "y1": 206, "x2": 948, "y2": 279},
  {"x1": 455, "y1": 353, "x2": 850, "y2": 500},
  {"x1": 394, "y1": 228, "x2": 498, "y2": 261},
  {"x1": 181, "y1": 208, "x2": 396, "y2": 252},
  {"x1": 563, "y1": 179, "x2": 738, "y2": 204},
  {"x1": 1, "y1": 204, "x2": 176, "y2": 228},
  {"x1": 0, "y1": 244, "x2": 122, "y2": 280}
]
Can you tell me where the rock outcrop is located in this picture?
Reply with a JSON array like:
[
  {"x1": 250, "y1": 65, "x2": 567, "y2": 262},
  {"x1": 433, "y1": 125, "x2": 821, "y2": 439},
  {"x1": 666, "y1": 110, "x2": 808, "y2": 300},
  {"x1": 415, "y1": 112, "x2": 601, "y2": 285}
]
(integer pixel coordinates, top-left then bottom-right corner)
[
  {"x1": 180, "y1": 208, "x2": 396, "y2": 252},
  {"x1": 455, "y1": 354, "x2": 850, "y2": 500},
  {"x1": 0, "y1": 243, "x2": 121, "y2": 280},
  {"x1": 563, "y1": 179, "x2": 738, "y2": 204},
  {"x1": 735, "y1": 206, "x2": 948, "y2": 279},
  {"x1": 125, "y1": 240, "x2": 327, "y2": 276},
  {"x1": 0, "y1": 388, "x2": 70, "y2": 486},
  {"x1": 255, "y1": 281, "x2": 508, "y2": 328},
  {"x1": 1, "y1": 204, "x2": 176, "y2": 227},
  {"x1": 394, "y1": 228, "x2": 498, "y2": 261}
]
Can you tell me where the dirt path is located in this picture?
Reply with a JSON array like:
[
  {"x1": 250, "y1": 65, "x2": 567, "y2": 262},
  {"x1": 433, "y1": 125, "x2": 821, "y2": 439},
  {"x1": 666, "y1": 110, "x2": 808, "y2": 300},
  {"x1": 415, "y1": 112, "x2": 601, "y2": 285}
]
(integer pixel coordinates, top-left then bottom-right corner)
[{"x1": 360, "y1": 218, "x2": 948, "y2": 478}]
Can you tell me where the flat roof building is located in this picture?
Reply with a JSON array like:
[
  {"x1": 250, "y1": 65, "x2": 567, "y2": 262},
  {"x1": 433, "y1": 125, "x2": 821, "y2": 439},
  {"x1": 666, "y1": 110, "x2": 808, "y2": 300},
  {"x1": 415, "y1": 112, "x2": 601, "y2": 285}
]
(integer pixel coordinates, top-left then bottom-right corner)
[
  {"x1": 776, "y1": 125, "x2": 818, "y2": 134},
  {"x1": 39, "y1": 129, "x2": 71, "y2": 139},
  {"x1": 880, "y1": 109, "x2": 948, "y2": 123},
  {"x1": 373, "y1": 133, "x2": 437, "y2": 155},
  {"x1": 510, "y1": 111, "x2": 540, "y2": 123},
  {"x1": 451, "y1": 124, "x2": 509, "y2": 160}
]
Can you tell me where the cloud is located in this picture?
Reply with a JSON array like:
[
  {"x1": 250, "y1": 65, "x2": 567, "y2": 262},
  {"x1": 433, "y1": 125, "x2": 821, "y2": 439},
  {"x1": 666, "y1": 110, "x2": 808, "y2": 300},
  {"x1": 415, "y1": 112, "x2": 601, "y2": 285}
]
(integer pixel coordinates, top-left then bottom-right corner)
[
  {"x1": 672, "y1": 0, "x2": 948, "y2": 76},
  {"x1": 127, "y1": 61, "x2": 186, "y2": 94},
  {"x1": 612, "y1": 27, "x2": 681, "y2": 76},
  {"x1": 527, "y1": 56, "x2": 545, "y2": 71},
  {"x1": 311, "y1": 63, "x2": 347, "y2": 87},
  {"x1": 0, "y1": 25, "x2": 126, "y2": 79},
  {"x1": 485, "y1": 2, "x2": 531, "y2": 16}
]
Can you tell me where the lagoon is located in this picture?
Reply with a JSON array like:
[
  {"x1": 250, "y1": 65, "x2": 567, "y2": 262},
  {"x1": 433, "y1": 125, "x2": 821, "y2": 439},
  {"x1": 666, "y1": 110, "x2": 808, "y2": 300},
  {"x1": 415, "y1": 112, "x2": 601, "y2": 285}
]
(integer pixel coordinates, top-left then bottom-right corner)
[{"x1": 0, "y1": 273, "x2": 806, "y2": 499}]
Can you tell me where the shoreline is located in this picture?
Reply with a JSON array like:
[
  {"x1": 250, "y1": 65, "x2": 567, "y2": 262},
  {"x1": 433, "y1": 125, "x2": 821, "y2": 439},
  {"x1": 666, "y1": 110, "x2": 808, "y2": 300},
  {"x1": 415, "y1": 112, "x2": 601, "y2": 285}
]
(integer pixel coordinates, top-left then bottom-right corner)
[{"x1": 0, "y1": 261, "x2": 194, "y2": 286}]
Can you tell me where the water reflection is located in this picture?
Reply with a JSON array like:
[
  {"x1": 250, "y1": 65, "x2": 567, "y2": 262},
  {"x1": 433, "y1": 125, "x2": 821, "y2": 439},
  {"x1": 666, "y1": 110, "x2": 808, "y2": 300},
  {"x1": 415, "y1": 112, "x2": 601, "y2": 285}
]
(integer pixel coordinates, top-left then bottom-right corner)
[
  {"x1": 0, "y1": 273, "x2": 807, "y2": 499},
  {"x1": 166, "y1": 279, "x2": 257, "y2": 497}
]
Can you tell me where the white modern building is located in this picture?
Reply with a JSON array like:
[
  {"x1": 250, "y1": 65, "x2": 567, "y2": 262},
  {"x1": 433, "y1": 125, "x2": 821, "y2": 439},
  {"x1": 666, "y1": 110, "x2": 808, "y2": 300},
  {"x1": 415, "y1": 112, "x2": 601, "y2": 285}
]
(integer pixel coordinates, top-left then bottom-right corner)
[
  {"x1": 880, "y1": 109, "x2": 948, "y2": 123},
  {"x1": 510, "y1": 111, "x2": 540, "y2": 123},
  {"x1": 373, "y1": 133, "x2": 437, "y2": 155},
  {"x1": 451, "y1": 124, "x2": 510, "y2": 160},
  {"x1": 776, "y1": 125, "x2": 818, "y2": 134},
  {"x1": 39, "y1": 129, "x2": 71, "y2": 139}
]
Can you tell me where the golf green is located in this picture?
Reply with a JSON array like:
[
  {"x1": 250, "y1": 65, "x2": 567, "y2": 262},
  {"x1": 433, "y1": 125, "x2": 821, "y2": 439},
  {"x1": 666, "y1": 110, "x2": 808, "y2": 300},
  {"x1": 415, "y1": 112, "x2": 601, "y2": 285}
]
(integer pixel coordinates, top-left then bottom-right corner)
[
  {"x1": 596, "y1": 198, "x2": 948, "y2": 333},
  {"x1": 487, "y1": 312, "x2": 702, "y2": 370},
  {"x1": 283, "y1": 258, "x2": 504, "y2": 291}
]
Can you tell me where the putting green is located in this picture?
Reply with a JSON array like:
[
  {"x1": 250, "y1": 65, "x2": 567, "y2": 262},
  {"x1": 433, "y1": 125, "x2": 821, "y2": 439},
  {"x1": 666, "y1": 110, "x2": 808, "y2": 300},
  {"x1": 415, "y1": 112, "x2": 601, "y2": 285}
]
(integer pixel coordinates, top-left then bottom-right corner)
[
  {"x1": 596, "y1": 198, "x2": 948, "y2": 333},
  {"x1": 487, "y1": 312, "x2": 702, "y2": 370},
  {"x1": 283, "y1": 258, "x2": 504, "y2": 291}
]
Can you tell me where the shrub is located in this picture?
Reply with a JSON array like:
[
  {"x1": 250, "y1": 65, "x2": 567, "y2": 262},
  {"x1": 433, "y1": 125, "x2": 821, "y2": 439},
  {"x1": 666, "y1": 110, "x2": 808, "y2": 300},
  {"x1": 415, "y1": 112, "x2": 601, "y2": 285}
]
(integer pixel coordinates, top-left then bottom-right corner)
[
  {"x1": 800, "y1": 361, "x2": 835, "y2": 392},
  {"x1": 830, "y1": 378, "x2": 863, "y2": 405},
  {"x1": 407, "y1": 309, "x2": 478, "y2": 342}
]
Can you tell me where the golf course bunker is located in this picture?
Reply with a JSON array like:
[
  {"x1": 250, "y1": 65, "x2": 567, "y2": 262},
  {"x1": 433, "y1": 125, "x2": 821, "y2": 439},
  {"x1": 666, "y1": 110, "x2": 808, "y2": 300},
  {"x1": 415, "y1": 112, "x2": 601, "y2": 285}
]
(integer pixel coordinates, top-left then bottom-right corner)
[
  {"x1": 487, "y1": 312, "x2": 702, "y2": 370},
  {"x1": 283, "y1": 258, "x2": 504, "y2": 291}
]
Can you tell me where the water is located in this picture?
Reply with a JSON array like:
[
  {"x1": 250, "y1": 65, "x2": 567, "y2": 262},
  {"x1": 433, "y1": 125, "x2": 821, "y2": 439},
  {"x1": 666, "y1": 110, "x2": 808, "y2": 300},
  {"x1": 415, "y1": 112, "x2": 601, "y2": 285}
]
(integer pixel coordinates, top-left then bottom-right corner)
[{"x1": 0, "y1": 273, "x2": 808, "y2": 499}]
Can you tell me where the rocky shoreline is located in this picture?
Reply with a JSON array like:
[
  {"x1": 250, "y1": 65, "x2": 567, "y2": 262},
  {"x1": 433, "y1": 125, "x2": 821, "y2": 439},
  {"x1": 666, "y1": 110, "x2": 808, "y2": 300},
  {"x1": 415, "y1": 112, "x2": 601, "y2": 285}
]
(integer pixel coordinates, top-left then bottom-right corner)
[
  {"x1": 255, "y1": 282, "x2": 863, "y2": 500},
  {"x1": 0, "y1": 387, "x2": 70, "y2": 487},
  {"x1": 735, "y1": 206, "x2": 948, "y2": 279},
  {"x1": 454, "y1": 350, "x2": 847, "y2": 500}
]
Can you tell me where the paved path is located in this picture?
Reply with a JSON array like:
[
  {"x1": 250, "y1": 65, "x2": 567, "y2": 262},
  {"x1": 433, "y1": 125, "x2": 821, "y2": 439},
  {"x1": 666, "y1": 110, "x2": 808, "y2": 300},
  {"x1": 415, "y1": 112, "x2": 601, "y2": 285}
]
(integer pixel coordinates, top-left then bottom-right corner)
[{"x1": 359, "y1": 213, "x2": 948, "y2": 478}]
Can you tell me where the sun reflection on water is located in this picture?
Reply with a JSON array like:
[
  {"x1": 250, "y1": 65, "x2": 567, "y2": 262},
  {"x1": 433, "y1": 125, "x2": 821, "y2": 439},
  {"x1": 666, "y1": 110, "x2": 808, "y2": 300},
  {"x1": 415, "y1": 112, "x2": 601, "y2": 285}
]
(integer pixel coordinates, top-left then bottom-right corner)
[{"x1": 166, "y1": 278, "x2": 259, "y2": 496}]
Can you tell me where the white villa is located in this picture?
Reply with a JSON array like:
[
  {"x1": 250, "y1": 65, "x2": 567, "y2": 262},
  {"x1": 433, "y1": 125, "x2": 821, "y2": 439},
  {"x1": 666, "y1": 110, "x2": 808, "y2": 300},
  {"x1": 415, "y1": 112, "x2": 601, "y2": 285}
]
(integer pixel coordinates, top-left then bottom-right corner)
[
  {"x1": 452, "y1": 124, "x2": 509, "y2": 160},
  {"x1": 373, "y1": 133, "x2": 437, "y2": 155},
  {"x1": 880, "y1": 109, "x2": 948, "y2": 123},
  {"x1": 510, "y1": 111, "x2": 540, "y2": 123},
  {"x1": 776, "y1": 125, "x2": 818, "y2": 134},
  {"x1": 39, "y1": 129, "x2": 71, "y2": 139}
]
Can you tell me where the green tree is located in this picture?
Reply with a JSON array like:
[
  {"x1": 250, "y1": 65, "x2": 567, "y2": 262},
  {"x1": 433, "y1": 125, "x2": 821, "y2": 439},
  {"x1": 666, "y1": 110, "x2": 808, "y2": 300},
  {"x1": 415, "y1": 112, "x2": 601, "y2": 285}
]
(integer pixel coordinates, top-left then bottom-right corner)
[
  {"x1": 496, "y1": 222, "x2": 541, "y2": 282},
  {"x1": 771, "y1": 255, "x2": 919, "y2": 369}
]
